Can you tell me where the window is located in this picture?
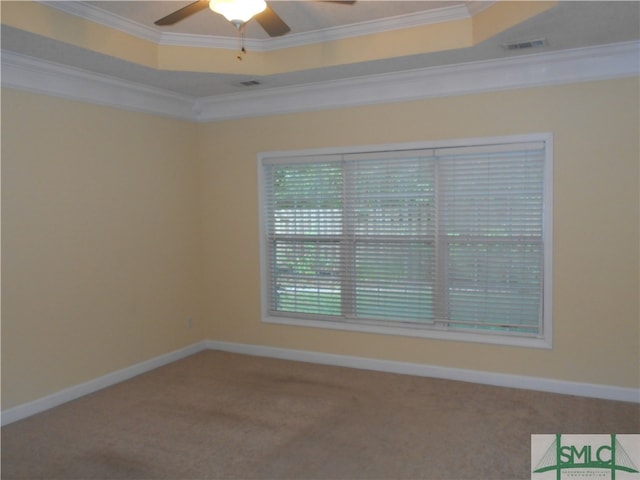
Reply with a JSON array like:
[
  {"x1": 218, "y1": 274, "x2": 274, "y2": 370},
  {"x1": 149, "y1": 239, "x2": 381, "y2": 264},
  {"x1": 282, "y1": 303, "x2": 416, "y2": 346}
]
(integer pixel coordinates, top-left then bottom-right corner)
[{"x1": 258, "y1": 134, "x2": 552, "y2": 348}]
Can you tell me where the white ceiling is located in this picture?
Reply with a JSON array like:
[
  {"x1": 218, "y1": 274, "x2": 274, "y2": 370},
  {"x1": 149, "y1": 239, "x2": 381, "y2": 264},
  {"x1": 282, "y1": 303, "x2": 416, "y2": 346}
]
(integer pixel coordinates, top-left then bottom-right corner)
[{"x1": 1, "y1": 1, "x2": 639, "y2": 99}]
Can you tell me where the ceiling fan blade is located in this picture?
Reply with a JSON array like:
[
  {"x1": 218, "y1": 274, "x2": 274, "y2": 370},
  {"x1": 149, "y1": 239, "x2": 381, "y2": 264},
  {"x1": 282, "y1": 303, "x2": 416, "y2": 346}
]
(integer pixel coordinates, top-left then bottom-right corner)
[
  {"x1": 323, "y1": 1, "x2": 357, "y2": 3},
  {"x1": 254, "y1": 5, "x2": 291, "y2": 37},
  {"x1": 154, "y1": 0, "x2": 210, "y2": 26}
]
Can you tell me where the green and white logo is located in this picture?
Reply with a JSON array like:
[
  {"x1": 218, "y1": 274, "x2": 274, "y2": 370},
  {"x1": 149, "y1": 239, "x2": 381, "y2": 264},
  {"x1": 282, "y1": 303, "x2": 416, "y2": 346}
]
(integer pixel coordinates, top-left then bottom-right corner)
[{"x1": 531, "y1": 434, "x2": 640, "y2": 480}]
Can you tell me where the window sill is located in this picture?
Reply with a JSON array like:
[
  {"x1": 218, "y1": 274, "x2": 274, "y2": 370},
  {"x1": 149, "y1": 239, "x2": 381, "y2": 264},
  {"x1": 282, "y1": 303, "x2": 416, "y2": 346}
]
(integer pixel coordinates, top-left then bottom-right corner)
[{"x1": 262, "y1": 314, "x2": 552, "y2": 349}]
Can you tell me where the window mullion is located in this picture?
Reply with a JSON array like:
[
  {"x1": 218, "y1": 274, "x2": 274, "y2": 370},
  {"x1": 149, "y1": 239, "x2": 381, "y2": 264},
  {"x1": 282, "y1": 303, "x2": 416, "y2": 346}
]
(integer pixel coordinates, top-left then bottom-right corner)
[
  {"x1": 434, "y1": 156, "x2": 449, "y2": 327},
  {"x1": 341, "y1": 158, "x2": 355, "y2": 318}
]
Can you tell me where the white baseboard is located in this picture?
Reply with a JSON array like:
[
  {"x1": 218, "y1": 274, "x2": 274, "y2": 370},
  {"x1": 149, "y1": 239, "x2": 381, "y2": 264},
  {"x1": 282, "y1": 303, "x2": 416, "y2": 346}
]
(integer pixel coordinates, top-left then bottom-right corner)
[
  {"x1": 3, "y1": 339, "x2": 637, "y2": 426},
  {"x1": 1, "y1": 341, "x2": 208, "y2": 426},
  {"x1": 205, "y1": 340, "x2": 640, "y2": 404}
]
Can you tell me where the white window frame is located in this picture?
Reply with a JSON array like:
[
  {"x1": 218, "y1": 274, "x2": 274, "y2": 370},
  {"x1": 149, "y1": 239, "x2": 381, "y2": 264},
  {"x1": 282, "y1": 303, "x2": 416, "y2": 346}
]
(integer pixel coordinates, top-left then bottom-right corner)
[{"x1": 257, "y1": 134, "x2": 553, "y2": 349}]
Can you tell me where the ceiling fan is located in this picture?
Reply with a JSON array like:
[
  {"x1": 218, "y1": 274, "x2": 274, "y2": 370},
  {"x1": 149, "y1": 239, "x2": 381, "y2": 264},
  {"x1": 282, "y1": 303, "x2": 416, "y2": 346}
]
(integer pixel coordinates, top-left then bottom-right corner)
[{"x1": 155, "y1": 0, "x2": 356, "y2": 37}]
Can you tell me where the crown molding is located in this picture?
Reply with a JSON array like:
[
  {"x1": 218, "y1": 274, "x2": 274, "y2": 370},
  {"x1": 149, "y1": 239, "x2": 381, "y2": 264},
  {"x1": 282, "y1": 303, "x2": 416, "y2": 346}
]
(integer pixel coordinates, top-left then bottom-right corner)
[
  {"x1": 466, "y1": 1, "x2": 494, "y2": 16},
  {"x1": 0, "y1": 51, "x2": 197, "y2": 121},
  {"x1": 261, "y1": 3, "x2": 474, "y2": 50},
  {"x1": 38, "y1": 1, "x2": 162, "y2": 44},
  {"x1": 37, "y1": 1, "x2": 259, "y2": 51},
  {"x1": 160, "y1": 3, "x2": 475, "y2": 51},
  {"x1": 195, "y1": 41, "x2": 640, "y2": 122},
  {"x1": 2, "y1": 41, "x2": 638, "y2": 123},
  {"x1": 38, "y1": 1, "x2": 486, "y2": 52}
]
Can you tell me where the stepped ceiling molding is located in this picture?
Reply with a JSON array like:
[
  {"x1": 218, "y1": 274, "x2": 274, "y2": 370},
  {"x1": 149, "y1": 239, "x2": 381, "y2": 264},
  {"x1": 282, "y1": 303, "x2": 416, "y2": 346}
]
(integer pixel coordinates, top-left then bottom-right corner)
[{"x1": 1, "y1": 1, "x2": 639, "y2": 121}]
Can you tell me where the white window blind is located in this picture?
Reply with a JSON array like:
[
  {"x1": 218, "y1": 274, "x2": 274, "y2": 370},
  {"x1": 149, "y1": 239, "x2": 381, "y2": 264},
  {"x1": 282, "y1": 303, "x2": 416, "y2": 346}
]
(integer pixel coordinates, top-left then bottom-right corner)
[{"x1": 260, "y1": 136, "x2": 551, "y2": 344}]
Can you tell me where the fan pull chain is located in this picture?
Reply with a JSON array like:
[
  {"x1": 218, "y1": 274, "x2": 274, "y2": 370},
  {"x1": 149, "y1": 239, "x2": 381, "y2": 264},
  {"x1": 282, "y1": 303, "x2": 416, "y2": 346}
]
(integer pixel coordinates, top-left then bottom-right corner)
[{"x1": 237, "y1": 25, "x2": 247, "y2": 61}]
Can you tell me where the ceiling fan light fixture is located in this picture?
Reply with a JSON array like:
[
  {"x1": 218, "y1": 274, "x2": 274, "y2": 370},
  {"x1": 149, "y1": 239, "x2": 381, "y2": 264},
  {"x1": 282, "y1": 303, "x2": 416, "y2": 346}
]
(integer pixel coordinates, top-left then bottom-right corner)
[{"x1": 209, "y1": 0, "x2": 267, "y2": 26}]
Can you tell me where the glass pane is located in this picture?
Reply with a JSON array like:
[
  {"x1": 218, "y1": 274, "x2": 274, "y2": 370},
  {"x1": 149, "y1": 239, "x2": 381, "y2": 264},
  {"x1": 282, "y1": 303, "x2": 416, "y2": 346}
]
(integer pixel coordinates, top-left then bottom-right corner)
[
  {"x1": 353, "y1": 241, "x2": 434, "y2": 322},
  {"x1": 349, "y1": 158, "x2": 435, "y2": 236},
  {"x1": 439, "y1": 150, "x2": 544, "y2": 237},
  {"x1": 270, "y1": 163, "x2": 343, "y2": 235},
  {"x1": 272, "y1": 240, "x2": 341, "y2": 316},
  {"x1": 446, "y1": 242, "x2": 542, "y2": 331}
]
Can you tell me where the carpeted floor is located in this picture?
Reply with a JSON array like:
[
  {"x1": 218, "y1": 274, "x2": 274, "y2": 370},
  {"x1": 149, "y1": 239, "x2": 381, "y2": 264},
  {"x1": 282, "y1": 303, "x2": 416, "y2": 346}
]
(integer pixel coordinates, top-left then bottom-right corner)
[{"x1": 2, "y1": 350, "x2": 638, "y2": 479}]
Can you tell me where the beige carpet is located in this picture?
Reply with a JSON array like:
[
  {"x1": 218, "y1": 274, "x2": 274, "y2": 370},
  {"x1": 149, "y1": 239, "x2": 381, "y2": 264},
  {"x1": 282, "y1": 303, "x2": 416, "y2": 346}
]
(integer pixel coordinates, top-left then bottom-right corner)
[{"x1": 2, "y1": 350, "x2": 638, "y2": 479}]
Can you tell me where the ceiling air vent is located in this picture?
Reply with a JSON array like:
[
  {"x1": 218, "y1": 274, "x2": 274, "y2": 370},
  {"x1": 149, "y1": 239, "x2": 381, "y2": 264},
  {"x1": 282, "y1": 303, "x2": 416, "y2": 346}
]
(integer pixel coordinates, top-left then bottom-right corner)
[
  {"x1": 502, "y1": 38, "x2": 547, "y2": 51},
  {"x1": 237, "y1": 80, "x2": 262, "y2": 87}
]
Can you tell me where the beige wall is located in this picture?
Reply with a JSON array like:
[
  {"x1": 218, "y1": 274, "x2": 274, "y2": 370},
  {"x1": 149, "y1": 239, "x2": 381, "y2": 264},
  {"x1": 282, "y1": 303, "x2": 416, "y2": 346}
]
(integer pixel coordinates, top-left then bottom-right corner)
[
  {"x1": 199, "y1": 77, "x2": 639, "y2": 389},
  {"x1": 2, "y1": 76, "x2": 639, "y2": 409},
  {"x1": 2, "y1": 90, "x2": 204, "y2": 408}
]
